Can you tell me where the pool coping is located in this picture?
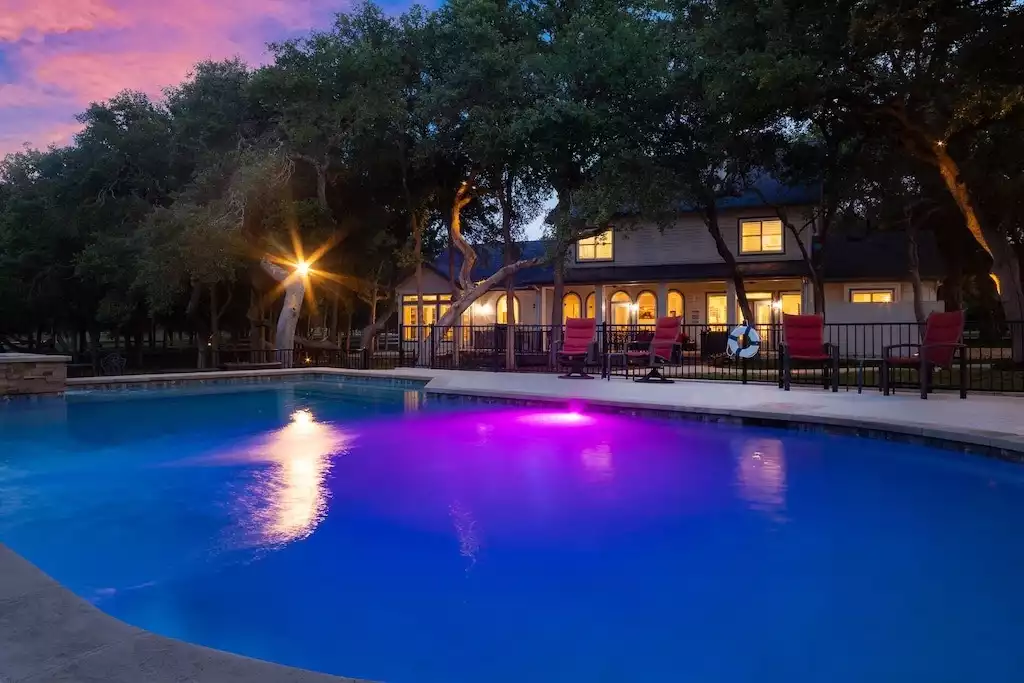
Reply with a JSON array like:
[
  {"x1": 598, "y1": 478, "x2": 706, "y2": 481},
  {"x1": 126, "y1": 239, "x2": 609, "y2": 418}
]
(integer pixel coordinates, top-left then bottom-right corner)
[
  {"x1": 423, "y1": 380, "x2": 1024, "y2": 462},
  {"x1": 64, "y1": 367, "x2": 1024, "y2": 460}
]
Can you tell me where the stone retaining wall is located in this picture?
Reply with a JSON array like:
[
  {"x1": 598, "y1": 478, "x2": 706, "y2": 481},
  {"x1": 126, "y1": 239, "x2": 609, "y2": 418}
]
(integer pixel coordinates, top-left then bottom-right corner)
[{"x1": 0, "y1": 353, "x2": 70, "y2": 395}]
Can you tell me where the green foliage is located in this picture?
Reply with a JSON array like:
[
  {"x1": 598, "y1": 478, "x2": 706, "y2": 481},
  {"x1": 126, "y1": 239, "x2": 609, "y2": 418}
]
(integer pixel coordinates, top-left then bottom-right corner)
[{"x1": 2, "y1": 0, "x2": 1023, "y2": 345}]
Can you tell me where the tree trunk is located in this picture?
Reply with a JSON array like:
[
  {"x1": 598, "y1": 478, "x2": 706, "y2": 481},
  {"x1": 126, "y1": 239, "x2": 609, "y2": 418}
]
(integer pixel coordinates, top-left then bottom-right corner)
[
  {"x1": 933, "y1": 143, "x2": 1024, "y2": 361},
  {"x1": 260, "y1": 258, "x2": 305, "y2": 368},
  {"x1": 88, "y1": 327, "x2": 101, "y2": 375},
  {"x1": 550, "y1": 256, "x2": 565, "y2": 360},
  {"x1": 209, "y1": 284, "x2": 220, "y2": 368},
  {"x1": 498, "y1": 171, "x2": 517, "y2": 371},
  {"x1": 331, "y1": 289, "x2": 340, "y2": 346},
  {"x1": 907, "y1": 224, "x2": 927, "y2": 327},
  {"x1": 360, "y1": 301, "x2": 396, "y2": 350},
  {"x1": 703, "y1": 205, "x2": 753, "y2": 323},
  {"x1": 990, "y1": 237, "x2": 1024, "y2": 363},
  {"x1": 345, "y1": 309, "x2": 353, "y2": 354},
  {"x1": 316, "y1": 165, "x2": 328, "y2": 212}
]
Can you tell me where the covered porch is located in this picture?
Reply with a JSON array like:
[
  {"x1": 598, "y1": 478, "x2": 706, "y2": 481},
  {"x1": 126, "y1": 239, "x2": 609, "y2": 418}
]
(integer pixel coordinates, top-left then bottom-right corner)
[{"x1": 541, "y1": 277, "x2": 812, "y2": 328}]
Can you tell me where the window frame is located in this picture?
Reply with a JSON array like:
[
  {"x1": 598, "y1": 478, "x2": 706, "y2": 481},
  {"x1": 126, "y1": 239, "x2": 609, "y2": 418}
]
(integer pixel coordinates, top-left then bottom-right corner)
[
  {"x1": 848, "y1": 288, "x2": 896, "y2": 303},
  {"x1": 496, "y1": 293, "x2": 521, "y2": 324},
  {"x1": 562, "y1": 292, "x2": 583, "y2": 322},
  {"x1": 609, "y1": 290, "x2": 633, "y2": 326},
  {"x1": 667, "y1": 289, "x2": 684, "y2": 319},
  {"x1": 575, "y1": 228, "x2": 615, "y2": 262},
  {"x1": 706, "y1": 292, "x2": 728, "y2": 329},
  {"x1": 636, "y1": 289, "x2": 658, "y2": 325},
  {"x1": 738, "y1": 217, "x2": 785, "y2": 255}
]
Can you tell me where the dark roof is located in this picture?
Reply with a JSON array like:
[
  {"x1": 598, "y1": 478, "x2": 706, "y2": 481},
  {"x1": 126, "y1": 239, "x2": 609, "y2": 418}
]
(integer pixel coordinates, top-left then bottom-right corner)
[
  {"x1": 679, "y1": 176, "x2": 819, "y2": 212},
  {"x1": 612, "y1": 175, "x2": 820, "y2": 217},
  {"x1": 822, "y1": 230, "x2": 945, "y2": 281},
  {"x1": 430, "y1": 241, "x2": 553, "y2": 287},
  {"x1": 426, "y1": 229, "x2": 945, "y2": 287}
]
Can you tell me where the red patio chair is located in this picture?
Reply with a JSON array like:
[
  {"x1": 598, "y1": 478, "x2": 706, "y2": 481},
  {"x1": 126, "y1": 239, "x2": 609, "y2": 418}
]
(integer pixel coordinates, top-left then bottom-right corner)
[
  {"x1": 556, "y1": 317, "x2": 598, "y2": 379},
  {"x1": 882, "y1": 310, "x2": 966, "y2": 399},
  {"x1": 627, "y1": 316, "x2": 682, "y2": 383},
  {"x1": 780, "y1": 313, "x2": 839, "y2": 392}
]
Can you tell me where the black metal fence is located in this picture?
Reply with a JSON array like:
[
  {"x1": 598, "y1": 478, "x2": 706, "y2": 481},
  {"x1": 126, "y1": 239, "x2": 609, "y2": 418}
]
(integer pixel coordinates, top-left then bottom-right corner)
[{"x1": 66, "y1": 320, "x2": 1023, "y2": 394}]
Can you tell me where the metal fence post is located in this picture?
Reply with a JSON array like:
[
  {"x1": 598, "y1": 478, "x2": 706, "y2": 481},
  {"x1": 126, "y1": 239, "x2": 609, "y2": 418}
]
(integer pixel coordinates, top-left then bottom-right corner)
[
  {"x1": 430, "y1": 324, "x2": 436, "y2": 368},
  {"x1": 741, "y1": 357, "x2": 748, "y2": 384},
  {"x1": 398, "y1": 323, "x2": 405, "y2": 367}
]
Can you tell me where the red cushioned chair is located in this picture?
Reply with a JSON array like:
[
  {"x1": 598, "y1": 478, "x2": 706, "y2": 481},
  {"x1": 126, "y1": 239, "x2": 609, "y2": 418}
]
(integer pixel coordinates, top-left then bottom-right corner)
[
  {"x1": 779, "y1": 313, "x2": 839, "y2": 392},
  {"x1": 556, "y1": 317, "x2": 598, "y2": 379},
  {"x1": 882, "y1": 310, "x2": 966, "y2": 399},
  {"x1": 627, "y1": 316, "x2": 682, "y2": 383}
]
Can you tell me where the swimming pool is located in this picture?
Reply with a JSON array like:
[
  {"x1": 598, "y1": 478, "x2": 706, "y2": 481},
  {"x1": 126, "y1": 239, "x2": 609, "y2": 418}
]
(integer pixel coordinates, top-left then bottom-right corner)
[{"x1": 1, "y1": 378, "x2": 1023, "y2": 682}]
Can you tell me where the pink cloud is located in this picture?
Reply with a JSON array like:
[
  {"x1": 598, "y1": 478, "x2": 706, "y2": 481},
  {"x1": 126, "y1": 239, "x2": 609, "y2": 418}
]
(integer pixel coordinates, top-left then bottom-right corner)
[
  {"x1": 33, "y1": 49, "x2": 206, "y2": 102},
  {"x1": 0, "y1": 0, "x2": 122, "y2": 41},
  {"x1": 0, "y1": 120, "x2": 83, "y2": 158},
  {"x1": 0, "y1": 81, "x2": 73, "y2": 107},
  {"x1": 0, "y1": 0, "x2": 347, "y2": 152}
]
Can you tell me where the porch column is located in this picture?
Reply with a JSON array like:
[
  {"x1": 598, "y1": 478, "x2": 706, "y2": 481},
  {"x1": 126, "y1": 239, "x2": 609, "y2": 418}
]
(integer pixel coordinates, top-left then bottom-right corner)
[
  {"x1": 801, "y1": 278, "x2": 814, "y2": 317},
  {"x1": 594, "y1": 285, "x2": 605, "y2": 325},
  {"x1": 540, "y1": 287, "x2": 548, "y2": 325},
  {"x1": 656, "y1": 282, "x2": 668, "y2": 318},
  {"x1": 726, "y1": 280, "x2": 738, "y2": 325}
]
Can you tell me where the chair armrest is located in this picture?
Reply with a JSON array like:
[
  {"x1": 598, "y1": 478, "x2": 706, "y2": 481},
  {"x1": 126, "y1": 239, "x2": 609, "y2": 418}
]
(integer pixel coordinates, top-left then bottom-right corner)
[{"x1": 885, "y1": 342, "x2": 966, "y2": 355}]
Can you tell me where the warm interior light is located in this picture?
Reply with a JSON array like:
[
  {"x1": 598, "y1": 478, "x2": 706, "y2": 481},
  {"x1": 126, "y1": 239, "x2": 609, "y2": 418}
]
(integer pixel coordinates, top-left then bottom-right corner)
[
  {"x1": 771, "y1": 300, "x2": 783, "y2": 311},
  {"x1": 295, "y1": 261, "x2": 310, "y2": 276}
]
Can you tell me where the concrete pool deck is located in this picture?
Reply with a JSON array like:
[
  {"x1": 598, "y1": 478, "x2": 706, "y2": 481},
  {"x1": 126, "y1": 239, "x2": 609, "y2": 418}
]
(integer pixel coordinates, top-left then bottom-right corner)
[
  {"x1": 0, "y1": 545, "x2": 368, "y2": 683},
  {"x1": 5, "y1": 367, "x2": 1022, "y2": 683}
]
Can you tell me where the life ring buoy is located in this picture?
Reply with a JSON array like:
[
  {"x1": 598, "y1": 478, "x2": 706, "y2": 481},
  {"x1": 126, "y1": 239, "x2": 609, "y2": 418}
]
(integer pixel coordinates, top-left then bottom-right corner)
[{"x1": 727, "y1": 324, "x2": 761, "y2": 359}]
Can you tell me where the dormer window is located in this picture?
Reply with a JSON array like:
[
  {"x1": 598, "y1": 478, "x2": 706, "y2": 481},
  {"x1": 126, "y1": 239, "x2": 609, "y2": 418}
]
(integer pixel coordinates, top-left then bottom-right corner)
[{"x1": 577, "y1": 229, "x2": 613, "y2": 261}]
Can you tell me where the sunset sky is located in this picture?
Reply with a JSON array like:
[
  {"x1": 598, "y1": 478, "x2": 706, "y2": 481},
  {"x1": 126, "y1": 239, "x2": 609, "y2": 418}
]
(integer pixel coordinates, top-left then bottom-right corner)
[{"x1": 0, "y1": 0, "x2": 386, "y2": 157}]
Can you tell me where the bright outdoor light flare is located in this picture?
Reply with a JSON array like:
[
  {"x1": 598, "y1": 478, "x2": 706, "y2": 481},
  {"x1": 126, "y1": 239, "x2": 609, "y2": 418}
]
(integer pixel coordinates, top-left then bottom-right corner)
[{"x1": 295, "y1": 261, "x2": 311, "y2": 276}]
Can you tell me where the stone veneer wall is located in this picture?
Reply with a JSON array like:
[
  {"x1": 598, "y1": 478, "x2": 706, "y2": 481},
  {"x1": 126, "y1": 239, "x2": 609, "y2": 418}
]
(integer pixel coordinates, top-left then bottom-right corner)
[{"x1": 0, "y1": 354, "x2": 70, "y2": 395}]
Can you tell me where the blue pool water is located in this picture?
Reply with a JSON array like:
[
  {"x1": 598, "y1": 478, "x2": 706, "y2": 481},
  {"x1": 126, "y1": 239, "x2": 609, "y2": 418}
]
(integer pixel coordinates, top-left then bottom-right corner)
[{"x1": 1, "y1": 379, "x2": 1023, "y2": 682}]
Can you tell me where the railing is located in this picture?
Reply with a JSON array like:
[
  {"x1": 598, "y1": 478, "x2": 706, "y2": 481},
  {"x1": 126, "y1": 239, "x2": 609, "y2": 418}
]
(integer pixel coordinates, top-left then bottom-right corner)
[{"x1": 63, "y1": 320, "x2": 1024, "y2": 394}]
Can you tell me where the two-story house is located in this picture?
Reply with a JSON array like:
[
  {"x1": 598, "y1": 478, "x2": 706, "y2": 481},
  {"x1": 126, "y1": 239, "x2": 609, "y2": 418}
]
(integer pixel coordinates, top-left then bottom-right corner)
[{"x1": 395, "y1": 180, "x2": 945, "y2": 339}]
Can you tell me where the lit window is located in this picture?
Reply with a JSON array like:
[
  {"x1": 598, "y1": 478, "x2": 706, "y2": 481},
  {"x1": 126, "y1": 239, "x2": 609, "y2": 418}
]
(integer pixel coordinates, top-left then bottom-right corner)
[
  {"x1": 780, "y1": 293, "x2": 801, "y2": 315},
  {"x1": 496, "y1": 294, "x2": 520, "y2": 323},
  {"x1": 402, "y1": 294, "x2": 452, "y2": 339},
  {"x1": 850, "y1": 289, "x2": 895, "y2": 303},
  {"x1": 610, "y1": 291, "x2": 632, "y2": 326},
  {"x1": 585, "y1": 293, "x2": 595, "y2": 318},
  {"x1": 562, "y1": 293, "x2": 582, "y2": 322},
  {"x1": 667, "y1": 290, "x2": 684, "y2": 318},
  {"x1": 637, "y1": 291, "x2": 657, "y2": 325},
  {"x1": 740, "y1": 219, "x2": 784, "y2": 254},
  {"x1": 707, "y1": 294, "x2": 727, "y2": 329},
  {"x1": 577, "y1": 229, "x2": 613, "y2": 261}
]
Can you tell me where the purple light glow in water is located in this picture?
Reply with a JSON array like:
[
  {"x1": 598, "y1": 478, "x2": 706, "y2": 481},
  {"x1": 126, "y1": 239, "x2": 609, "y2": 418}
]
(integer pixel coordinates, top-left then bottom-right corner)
[{"x1": 515, "y1": 410, "x2": 595, "y2": 427}]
